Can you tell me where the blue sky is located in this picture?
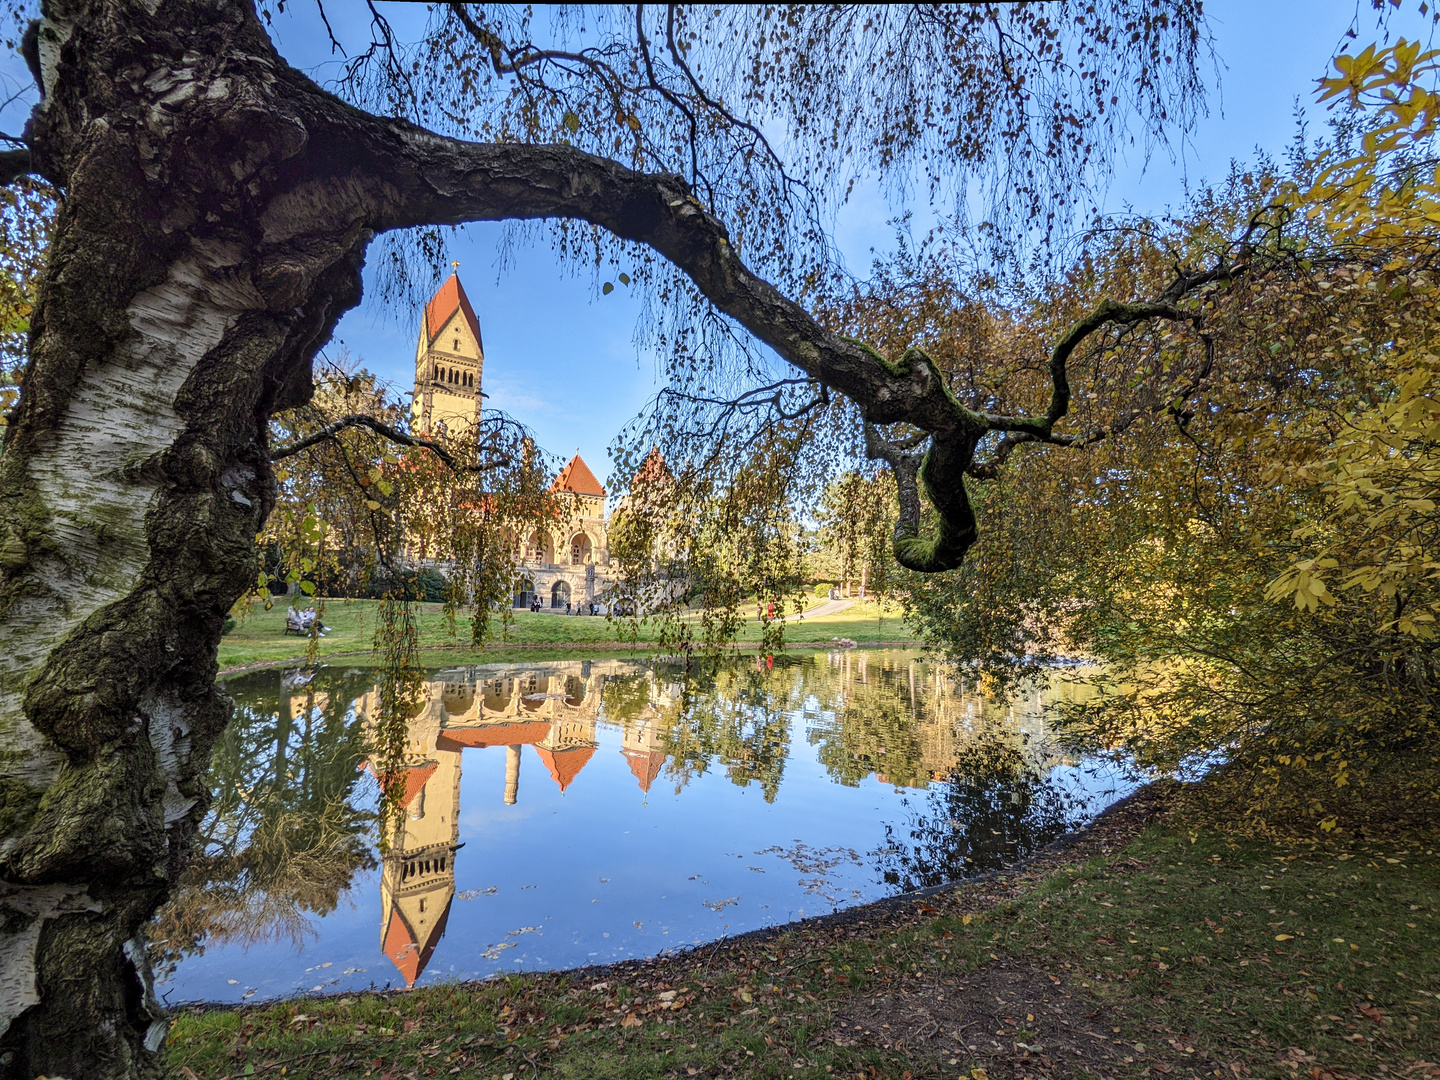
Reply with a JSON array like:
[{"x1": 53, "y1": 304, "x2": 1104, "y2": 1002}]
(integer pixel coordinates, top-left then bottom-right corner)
[{"x1": 5, "y1": 3, "x2": 1435, "y2": 488}]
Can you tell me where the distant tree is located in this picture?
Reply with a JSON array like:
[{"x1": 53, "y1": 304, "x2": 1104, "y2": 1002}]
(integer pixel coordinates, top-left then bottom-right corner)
[{"x1": 811, "y1": 470, "x2": 898, "y2": 599}]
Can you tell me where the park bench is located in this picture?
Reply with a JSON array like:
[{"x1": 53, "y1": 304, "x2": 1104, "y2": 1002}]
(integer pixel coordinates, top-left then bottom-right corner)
[{"x1": 284, "y1": 608, "x2": 317, "y2": 635}]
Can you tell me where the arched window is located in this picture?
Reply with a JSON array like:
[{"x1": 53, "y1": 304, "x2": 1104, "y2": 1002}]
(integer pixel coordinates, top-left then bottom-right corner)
[
  {"x1": 524, "y1": 531, "x2": 554, "y2": 564},
  {"x1": 551, "y1": 580, "x2": 571, "y2": 608},
  {"x1": 570, "y1": 533, "x2": 593, "y2": 565},
  {"x1": 453, "y1": 337, "x2": 460, "y2": 351}
]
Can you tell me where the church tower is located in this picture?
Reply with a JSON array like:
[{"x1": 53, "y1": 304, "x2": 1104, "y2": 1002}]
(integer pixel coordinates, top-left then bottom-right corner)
[{"x1": 414, "y1": 269, "x2": 484, "y2": 436}]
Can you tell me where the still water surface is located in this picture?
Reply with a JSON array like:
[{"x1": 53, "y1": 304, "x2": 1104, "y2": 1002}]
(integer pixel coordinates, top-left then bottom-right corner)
[{"x1": 154, "y1": 650, "x2": 1128, "y2": 1005}]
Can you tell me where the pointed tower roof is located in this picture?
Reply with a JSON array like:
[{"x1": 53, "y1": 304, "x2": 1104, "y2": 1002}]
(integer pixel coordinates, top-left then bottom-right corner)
[
  {"x1": 362, "y1": 761, "x2": 438, "y2": 811},
  {"x1": 551, "y1": 453, "x2": 605, "y2": 497},
  {"x1": 634, "y1": 447, "x2": 671, "y2": 487},
  {"x1": 424, "y1": 273, "x2": 483, "y2": 350},
  {"x1": 622, "y1": 748, "x2": 668, "y2": 793},
  {"x1": 535, "y1": 744, "x2": 597, "y2": 793},
  {"x1": 382, "y1": 897, "x2": 453, "y2": 988}
]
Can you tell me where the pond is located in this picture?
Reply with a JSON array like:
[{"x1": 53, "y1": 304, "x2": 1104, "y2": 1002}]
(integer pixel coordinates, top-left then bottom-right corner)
[{"x1": 153, "y1": 650, "x2": 1130, "y2": 1005}]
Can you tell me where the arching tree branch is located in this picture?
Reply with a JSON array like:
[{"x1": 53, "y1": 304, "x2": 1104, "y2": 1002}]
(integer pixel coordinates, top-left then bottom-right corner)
[
  {"x1": 246, "y1": 66, "x2": 1266, "y2": 577},
  {"x1": 270, "y1": 413, "x2": 500, "y2": 472}
]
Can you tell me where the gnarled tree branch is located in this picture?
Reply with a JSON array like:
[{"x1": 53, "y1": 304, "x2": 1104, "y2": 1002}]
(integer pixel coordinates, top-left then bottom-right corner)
[{"x1": 270, "y1": 413, "x2": 504, "y2": 472}]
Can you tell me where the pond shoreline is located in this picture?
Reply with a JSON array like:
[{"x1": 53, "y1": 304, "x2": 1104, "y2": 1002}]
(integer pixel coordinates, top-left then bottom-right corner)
[
  {"x1": 215, "y1": 640, "x2": 922, "y2": 677},
  {"x1": 168, "y1": 777, "x2": 1440, "y2": 1080},
  {"x1": 165, "y1": 781, "x2": 1155, "y2": 1015}
]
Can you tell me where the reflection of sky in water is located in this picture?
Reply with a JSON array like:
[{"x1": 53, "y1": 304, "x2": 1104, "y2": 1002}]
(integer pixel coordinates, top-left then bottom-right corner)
[{"x1": 154, "y1": 651, "x2": 1131, "y2": 1005}]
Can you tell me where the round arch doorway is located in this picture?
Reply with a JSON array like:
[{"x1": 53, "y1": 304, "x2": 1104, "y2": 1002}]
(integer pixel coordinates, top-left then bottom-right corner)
[
  {"x1": 551, "y1": 580, "x2": 572, "y2": 609},
  {"x1": 513, "y1": 578, "x2": 536, "y2": 609}
]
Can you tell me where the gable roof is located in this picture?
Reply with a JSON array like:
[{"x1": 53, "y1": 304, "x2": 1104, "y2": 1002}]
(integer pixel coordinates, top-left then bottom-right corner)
[
  {"x1": 361, "y1": 761, "x2": 437, "y2": 811},
  {"x1": 535, "y1": 744, "x2": 596, "y2": 793},
  {"x1": 634, "y1": 447, "x2": 671, "y2": 487},
  {"x1": 551, "y1": 453, "x2": 605, "y2": 497},
  {"x1": 623, "y1": 748, "x2": 668, "y2": 793},
  {"x1": 424, "y1": 273, "x2": 484, "y2": 351}
]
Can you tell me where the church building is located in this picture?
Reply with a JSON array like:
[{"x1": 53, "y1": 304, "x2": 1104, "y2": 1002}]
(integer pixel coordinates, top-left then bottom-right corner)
[{"x1": 411, "y1": 271, "x2": 615, "y2": 609}]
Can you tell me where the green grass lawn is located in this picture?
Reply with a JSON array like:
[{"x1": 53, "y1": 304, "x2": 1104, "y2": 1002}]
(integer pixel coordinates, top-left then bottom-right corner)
[
  {"x1": 166, "y1": 786, "x2": 1440, "y2": 1079},
  {"x1": 218, "y1": 597, "x2": 917, "y2": 671}
]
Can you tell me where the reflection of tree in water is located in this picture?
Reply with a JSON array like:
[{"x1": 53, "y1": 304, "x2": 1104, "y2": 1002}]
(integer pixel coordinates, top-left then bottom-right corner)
[
  {"x1": 876, "y1": 735, "x2": 1087, "y2": 894},
  {"x1": 598, "y1": 670, "x2": 654, "y2": 724},
  {"x1": 152, "y1": 668, "x2": 376, "y2": 977},
  {"x1": 649, "y1": 659, "x2": 798, "y2": 803},
  {"x1": 804, "y1": 655, "x2": 930, "y2": 788}
]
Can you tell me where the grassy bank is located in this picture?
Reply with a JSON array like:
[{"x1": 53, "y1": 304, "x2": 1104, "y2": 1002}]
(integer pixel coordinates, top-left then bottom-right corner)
[
  {"x1": 168, "y1": 788, "x2": 1439, "y2": 1079},
  {"x1": 218, "y1": 598, "x2": 917, "y2": 671}
]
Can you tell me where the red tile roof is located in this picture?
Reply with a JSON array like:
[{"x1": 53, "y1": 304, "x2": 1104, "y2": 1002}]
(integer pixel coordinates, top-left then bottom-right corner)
[
  {"x1": 634, "y1": 447, "x2": 671, "y2": 487},
  {"x1": 382, "y1": 898, "x2": 452, "y2": 988},
  {"x1": 436, "y1": 721, "x2": 554, "y2": 752},
  {"x1": 424, "y1": 273, "x2": 483, "y2": 351},
  {"x1": 623, "y1": 748, "x2": 668, "y2": 793},
  {"x1": 536, "y1": 745, "x2": 596, "y2": 793},
  {"x1": 551, "y1": 454, "x2": 605, "y2": 497},
  {"x1": 362, "y1": 761, "x2": 437, "y2": 811}
]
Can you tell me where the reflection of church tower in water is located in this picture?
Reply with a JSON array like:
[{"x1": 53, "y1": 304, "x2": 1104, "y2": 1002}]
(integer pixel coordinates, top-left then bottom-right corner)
[
  {"x1": 362, "y1": 664, "x2": 633, "y2": 987},
  {"x1": 359, "y1": 688, "x2": 463, "y2": 990}
]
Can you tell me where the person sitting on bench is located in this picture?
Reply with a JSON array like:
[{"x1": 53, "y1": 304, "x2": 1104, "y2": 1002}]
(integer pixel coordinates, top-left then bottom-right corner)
[{"x1": 283, "y1": 607, "x2": 327, "y2": 636}]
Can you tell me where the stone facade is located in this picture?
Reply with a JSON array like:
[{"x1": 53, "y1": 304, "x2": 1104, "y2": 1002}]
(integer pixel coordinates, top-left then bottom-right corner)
[{"x1": 512, "y1": 454, "x2": 611, "y2": 609}]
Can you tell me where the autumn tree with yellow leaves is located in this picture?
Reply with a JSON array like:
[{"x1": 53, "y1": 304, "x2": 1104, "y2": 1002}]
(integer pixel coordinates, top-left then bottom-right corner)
[{"x1": 897, "y1": 38, "x2": 1440, "y2": 831}]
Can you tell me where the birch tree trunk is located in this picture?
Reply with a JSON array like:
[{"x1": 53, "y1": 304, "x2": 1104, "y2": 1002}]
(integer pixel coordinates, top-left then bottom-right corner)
[
  {"x1": 0, "y1": 1, "x2": 996, "y2": 1074},
  {"x1": 0, "y1": 3, "x2": 369, "y2": 1073}
]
